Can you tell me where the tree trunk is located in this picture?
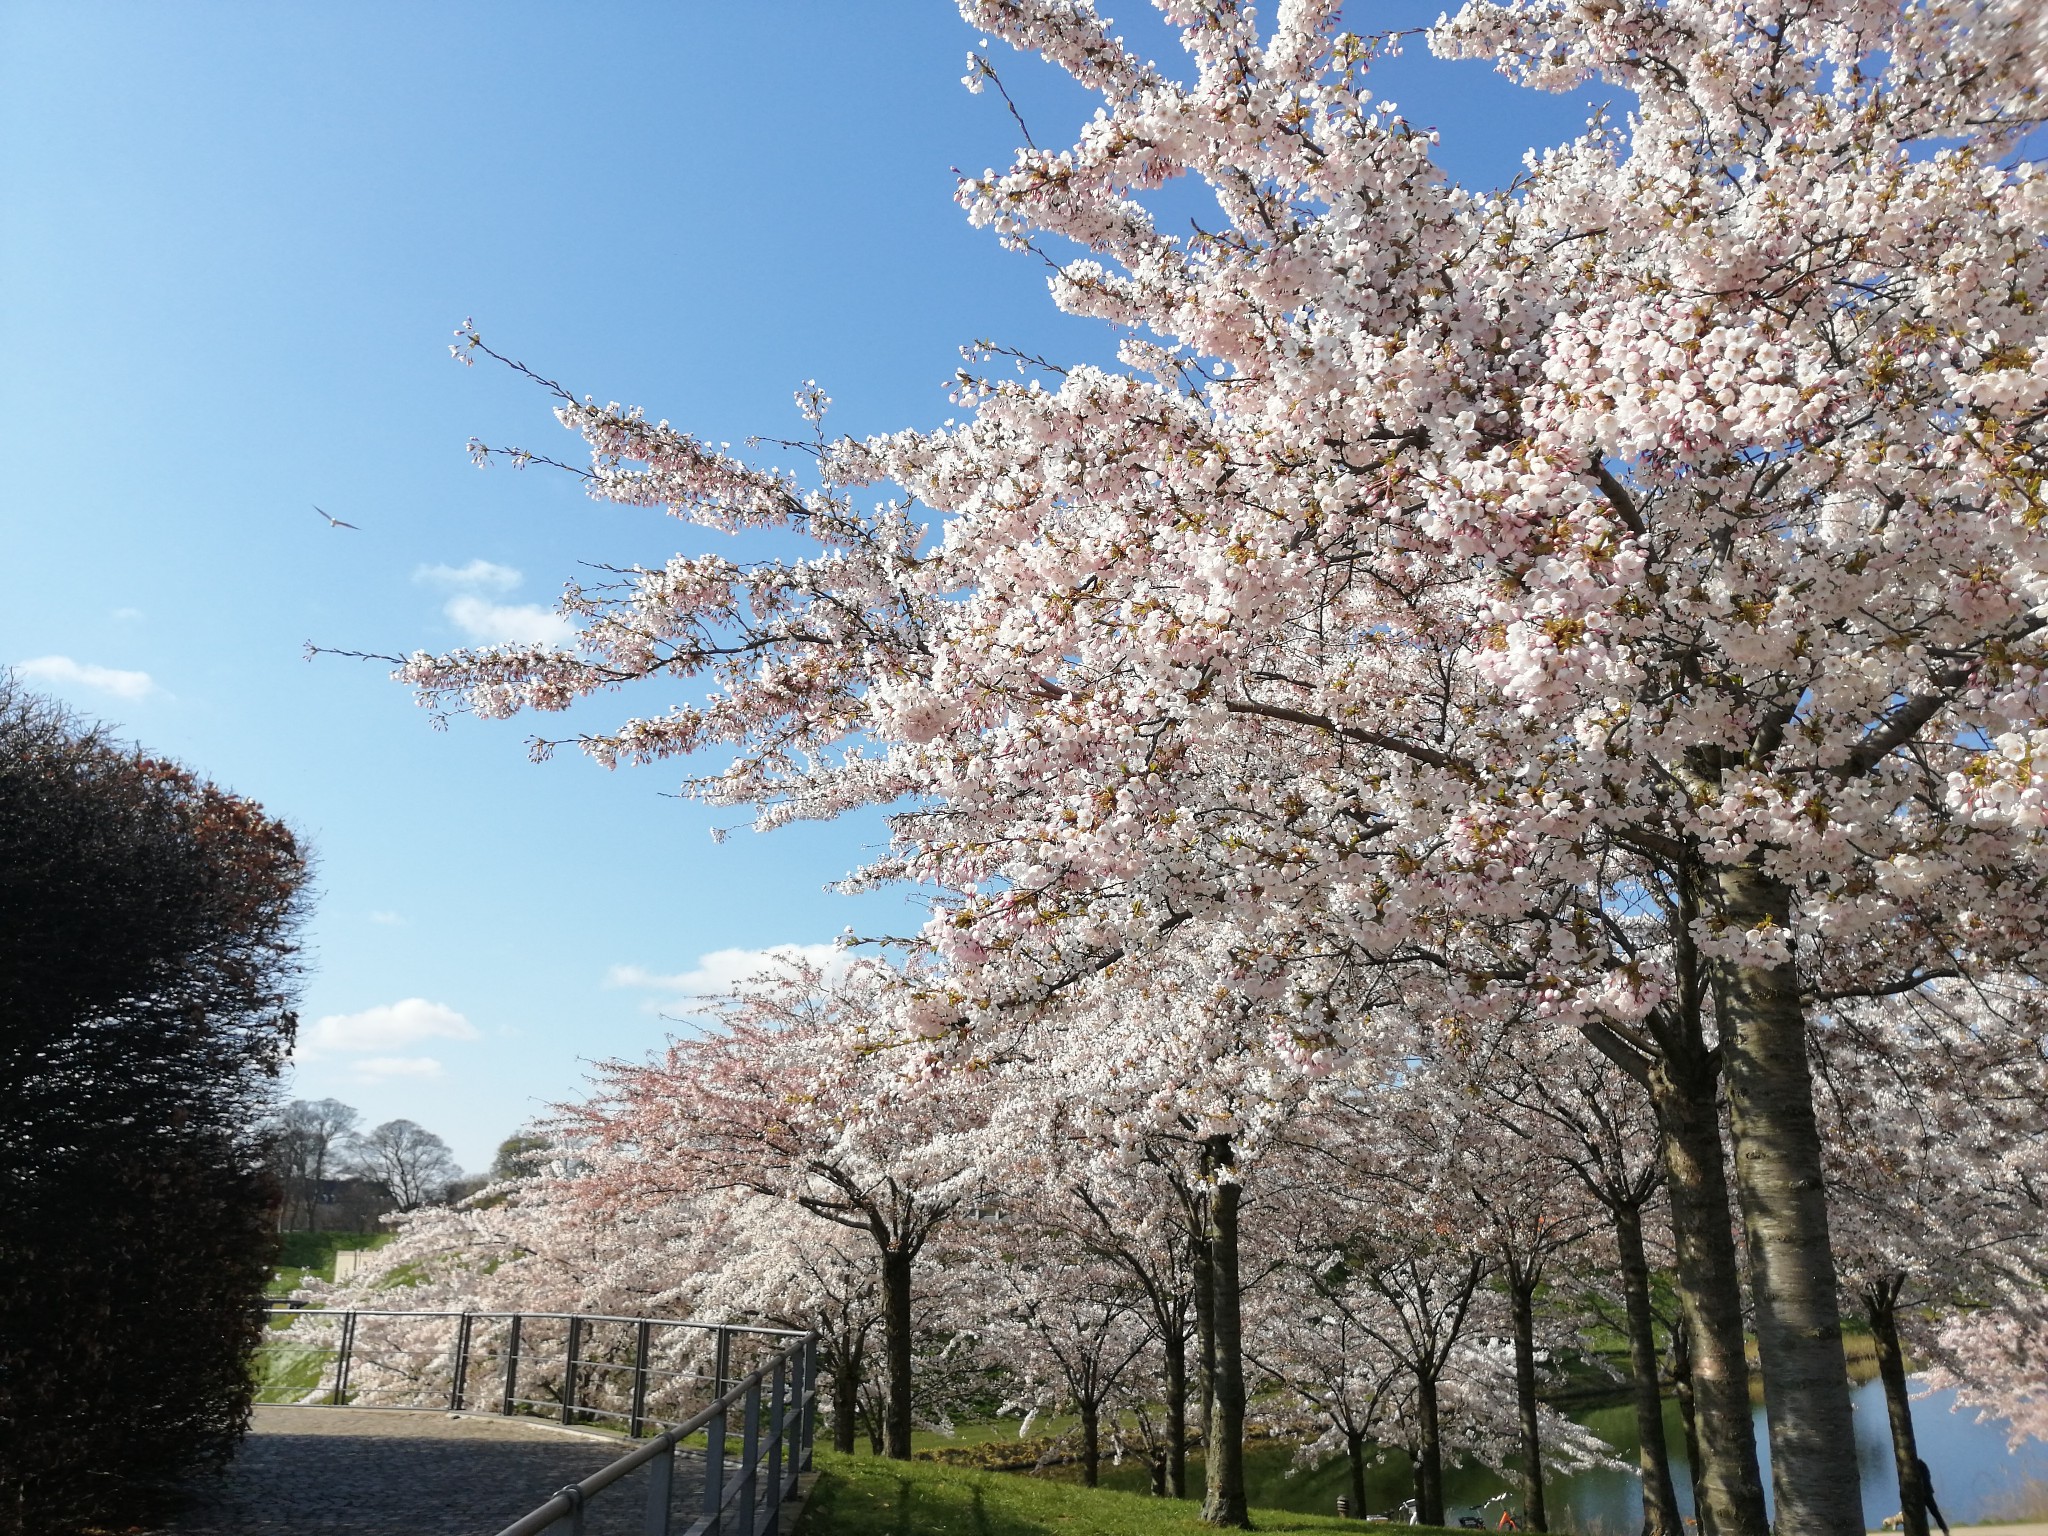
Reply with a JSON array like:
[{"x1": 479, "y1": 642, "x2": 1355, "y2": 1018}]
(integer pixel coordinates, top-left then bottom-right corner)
[
  {"x1": 831, "y1": 1346, "x2": 861, "y2": 1454},
  {"x1": 1347, "y1": 1428, "x2": 1370, "y2": 1519},
  {"x1": 1864, "y1": 1275, "x2": 1930, "y2": 1536},
  {"x1": 1200, "y1": 1144, "x2": 1250, "y2": 1528},
  {"x1": 1613, "y1": 1203, "x2": 1684, "y2": 1536},
  {"x1": 1080, "y1": 1399, "x2": 1101, "y2": 1487},
  {"x1": 1710, "y1": 863, "x2": 1864, "y2": 1536},
  {"x1": 880, "y1": 1245, "x2": 914, "y2": 1460},
  {"x1": 1649, "y1": 1043, "x2": 1768, "y2": 1536},
  {"x1": 1508, "y1": 1261, "x2": 1549, "y2": 1531},
  {"x1": 1193, "y1": 1220, "x2": 1216, "y2": 1463},
  {"x1": 1669, "y1": 1317, "x2": 1714, "y2": 1536},
  {"x1": 1164, "y1": 1322, "x2": 1189, "y2": 1498},
  {"x1": 1415, "y1": 1368, "x2": 1446, "y2": 1527}
]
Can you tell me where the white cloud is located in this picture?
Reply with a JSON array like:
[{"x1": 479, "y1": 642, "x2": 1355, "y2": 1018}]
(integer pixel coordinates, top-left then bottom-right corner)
[
  {"x1": 608, "y1": 943, "x2": 851, "y2": 1007},
  {"x1": 16, "y1": 655, "x2": 158, "y2": 701},
  {"x1": 301, "y1": 998, "x2": 479, "y2": 1056},
  {"x1": 368, "y1": 910, "x2": 404, "y2": 926},
  {"x1": 445, "y1": 594, "x2": 575, "y2": 647},
  {"x1": 414, "y1": 558, "x2": 522, "y2": 592},
  {"x1": 352, "y1": 1055, "x2": 446, "y2": 1081},
  {"x1": 411, "y1": 557, "x2": 572, "y2": 647},
  {"x1": 111, "y1": 607, "x2": 145, "y2": 622}
]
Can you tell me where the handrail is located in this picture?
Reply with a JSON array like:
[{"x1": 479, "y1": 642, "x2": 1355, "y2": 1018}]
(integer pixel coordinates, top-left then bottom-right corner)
[
  {"x1": 267, "y1": 1305, "x2": 804, "y2": 1334},
  {"x1": 492, "y1": 1330, "x2": 814, "y2": 1536},
  {"x1": 254, "y1": 1308, "x2": 817, "y2": 1535}
]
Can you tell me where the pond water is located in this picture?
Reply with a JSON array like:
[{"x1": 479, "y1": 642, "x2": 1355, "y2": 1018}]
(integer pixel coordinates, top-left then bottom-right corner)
[
  {"x1": 1069, "y1": 1377, "x2": 2047, "y2": 1532},
  {"x1": 1536, "y1": 1378, "x2": 2048, "y2": 1532}
]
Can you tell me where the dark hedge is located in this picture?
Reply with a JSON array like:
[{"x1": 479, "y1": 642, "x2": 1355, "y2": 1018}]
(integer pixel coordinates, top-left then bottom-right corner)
[{"x1": 0, "y1": 680, "x2": 308, "y2": 1535}]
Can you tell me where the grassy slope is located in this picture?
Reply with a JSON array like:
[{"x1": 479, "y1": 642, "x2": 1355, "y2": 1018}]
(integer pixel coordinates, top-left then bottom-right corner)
[
  {"x1": 265, "y1": 1231, "x2": 394, "y2": 1296},
  {"x1": 804, "y1": 1452, "x2": 1466, "y2": 1536}
]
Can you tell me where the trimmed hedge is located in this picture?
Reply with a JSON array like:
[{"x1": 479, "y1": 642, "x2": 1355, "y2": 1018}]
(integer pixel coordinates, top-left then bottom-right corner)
[{"x1": 0, "y1": 682, "x2": 308, "y2": 1535}]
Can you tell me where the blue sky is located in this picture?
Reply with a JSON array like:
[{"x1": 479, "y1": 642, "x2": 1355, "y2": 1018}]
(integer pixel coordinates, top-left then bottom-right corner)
[{"x1": 1, "y1": 4, "x2": 1618, "y2": 1172}]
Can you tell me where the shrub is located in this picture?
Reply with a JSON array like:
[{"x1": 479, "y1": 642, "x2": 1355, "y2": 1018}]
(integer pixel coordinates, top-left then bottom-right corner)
[{"x1": 0, "y1": 680, "x2": 308, "y2": 1535}]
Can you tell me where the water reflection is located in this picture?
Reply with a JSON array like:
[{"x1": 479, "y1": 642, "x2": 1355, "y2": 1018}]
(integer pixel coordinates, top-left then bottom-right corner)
[
  {"x1": 1418, "y1": 1377, "x2": 2048, "y2": 1531},
  {"x1": 1074, "y1": 1378, "x2": 2048, "y2": 1531},
  {"x1": 1535, "y1": 1378, "x2": 2048, "y2": 1531}
]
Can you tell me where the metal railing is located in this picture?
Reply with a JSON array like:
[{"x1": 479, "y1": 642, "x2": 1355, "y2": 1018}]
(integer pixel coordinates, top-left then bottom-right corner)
[
  {"x1": 497, "y1": 1329, "x2": 815, "y2": 1536},
  {"x1": 255, "y1": 1308, "x2": 818, "y2": 1534}
]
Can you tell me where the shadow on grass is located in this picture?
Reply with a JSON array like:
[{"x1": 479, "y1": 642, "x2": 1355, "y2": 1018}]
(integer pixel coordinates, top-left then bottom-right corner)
[{"x1": 805, "y1": 1452, "x2": 1466, "y2": 1536}]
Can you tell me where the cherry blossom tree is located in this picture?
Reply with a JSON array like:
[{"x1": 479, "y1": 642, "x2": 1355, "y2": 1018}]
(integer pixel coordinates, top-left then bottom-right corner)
[
  {"x1": 951, "y1": 1224, "x2": 1154, "y2": 1487},
  {"x1": 951, "y1": 933, "x2": 1399, "y2": 1525},
  {"x1": 1407, "y1": 1075, "x2": 1604, "y2": 1534},
  {"x1": 1818, "y1": 977, "x2": 2048, "y2": 1536},
  {"x1": 1008, "y1": 1142, "x2": 1203, "y2": 1496},
  {"x1": 686, "y1": 1197, "x2": 889, "y2": 1454},
  {"x1": 1244, "y1": 1260, "x2": 1411, "y2": 1522},
  {"x1": 393, "y1": 6, "x2": 2048, "y2": 1532},
  {"x1": 1466, "y1": 1020, "x2": 1691, "y2": 1536},
  {"x1": 557, "y1": 960, "x2": 982, "y2": 1460}
]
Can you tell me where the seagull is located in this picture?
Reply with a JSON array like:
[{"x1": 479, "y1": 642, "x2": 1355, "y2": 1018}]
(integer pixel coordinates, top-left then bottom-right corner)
[{"x1": 313, "y1": 504, "x2": 359, "y2": 530}]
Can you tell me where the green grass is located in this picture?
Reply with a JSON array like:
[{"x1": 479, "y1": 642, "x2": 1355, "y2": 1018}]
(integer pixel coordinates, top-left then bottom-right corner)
[
  {"x1": 264, "y1": 1231, "x2": 393, "y2": 1296},
  {"x1": 251, "y1": 1334, "x2": 334, "y2": 1403},
  {"x1": 802, "y1": 1452, "x2": 1465, "y2": 1536}
]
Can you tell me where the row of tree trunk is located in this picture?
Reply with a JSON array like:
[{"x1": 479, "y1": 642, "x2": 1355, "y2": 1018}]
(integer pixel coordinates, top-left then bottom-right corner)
[{"x1": 830, "y1": 853, "x2": 1903, "y2": 1536}]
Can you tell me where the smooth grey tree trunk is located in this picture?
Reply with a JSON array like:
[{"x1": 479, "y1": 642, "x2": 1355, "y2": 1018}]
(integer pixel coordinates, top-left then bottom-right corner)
[
  {"x1": 1864, "y1": 1275, "x2": 1930, "y2": 1536},
  {"x1": 1670, "y1": 1318, "x2": 1715, "y2": 1536},
  {"x1": 1613, "y1": 1205, "x2": 1684, "y2": 1536},
  {"x1": 831, "y1": 1348, "x2": 861, "y2": 1454},
  {"x1": 1711, "y1": 864, "x2": 1865, "y2": 1536},
  {"x1": 1201, "y1": 1163, "x2": 1251, "y2": 1528},
  {"x1": 1346, "y1": 1429, "x2": 1371, "y2": 1520},
  {"x1": 1163, "y1": 1324, "x2": 1189, "y2": 1497},
  {"x1": 1193, "y1": 1221, "x2": 1216, "y2": 1460},
  {"x1": 880, "y1": 1246, "x2": 914, "y2": 1460},
  {"x1": 1414, "y1": 1369, "x2": 1447, "y2": 1527},
  {"x1": 1508, "y1": 1263, "x2": 1549, "y2": 1530},
  {"x1": 1649, "y1": 1044, "x2": 1769, "y2": 1536}
]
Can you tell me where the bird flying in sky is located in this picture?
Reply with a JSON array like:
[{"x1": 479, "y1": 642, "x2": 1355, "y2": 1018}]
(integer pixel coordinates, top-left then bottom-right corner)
[{"x1": 313, "y1": 504, "x2": 359, "y2": 530}]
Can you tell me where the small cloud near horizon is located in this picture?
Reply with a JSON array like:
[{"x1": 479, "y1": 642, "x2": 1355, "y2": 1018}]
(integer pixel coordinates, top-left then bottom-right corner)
[
  {"x1": 15, "y1": 655, "x2": 159, "y2": 701},
  {"x1": 301, "y1": 998, "x2": 480, "y2": 1056},
  {"x1": 351, "y1": 1055, "x2": 446, "y2": 1081},
  {"x1": 608, "y1": 943, "x2": 851, "y2": 1009}
]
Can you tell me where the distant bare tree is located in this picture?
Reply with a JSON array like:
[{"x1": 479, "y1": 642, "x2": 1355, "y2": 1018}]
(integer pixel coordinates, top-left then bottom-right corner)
[
  {"x1": 349, "y1": 1119, "x2": 459, "y2": 1211},
  {"x1": 269, "y1": 1098, "x2": 361, "y2": 1229}
]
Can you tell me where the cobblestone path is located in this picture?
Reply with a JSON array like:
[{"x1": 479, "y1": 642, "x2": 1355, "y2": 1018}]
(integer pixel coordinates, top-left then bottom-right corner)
[{"x1": 158, "y1": 1407, "x2": 716, "y2": 1536}]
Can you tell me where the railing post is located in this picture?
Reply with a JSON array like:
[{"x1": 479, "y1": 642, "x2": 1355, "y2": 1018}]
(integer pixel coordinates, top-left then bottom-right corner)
[
  {"x1": 642, "y1": 1440, "x2": 674, "y2": 1536},
  {"x1": 629, "y1": 1318, "x2": 652, "y2": 1438},
  {"x1": 332, "y1": 1310, "x2": 357, "y2": 1406},
  {"x1": 799, "y1": 1334, "x2": 818, "y2": 1475},
  {"x1": 701, "y1": 1397, "x2": 728, "y2": 1536},
  {"x1": 503, "y1": 1314, "x2": 524, "y2": 1416},
  {"x1": 451, "y1": 1312, "x2": 474, "y2": 1412},
  {"x1": 764, "y1": 1356, "x2": 786, "y2": 1532},
  {"x1": 562, "y1": 1316, "x2": 584, "y2": 1426},
  {"x1": 736, "y1": 1373, "x2": 762, "y2": 1536},
  {"x1": 714, "y1": 1324, "x2": 732, "y2": 1398}
]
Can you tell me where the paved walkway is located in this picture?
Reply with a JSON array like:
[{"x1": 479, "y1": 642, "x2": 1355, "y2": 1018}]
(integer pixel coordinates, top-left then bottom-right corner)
[{"x1": 158, "y1": 1407, "x2": 715, "y2": 1536}]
